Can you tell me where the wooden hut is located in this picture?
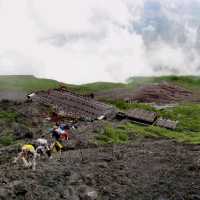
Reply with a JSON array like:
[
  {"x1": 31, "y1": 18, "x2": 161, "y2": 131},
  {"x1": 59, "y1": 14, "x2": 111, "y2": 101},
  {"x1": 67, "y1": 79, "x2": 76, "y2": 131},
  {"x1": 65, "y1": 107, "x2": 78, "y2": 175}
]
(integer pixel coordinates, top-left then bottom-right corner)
[
  {"x1": 32, "y1": 89, "x2": 116, "y2": 120},
  {"x1": 126, "y1": 109, "x2": 158, "y2": 124},
  {"x1": 155, "y1": 118, "x2": 178, "y2": 130}
]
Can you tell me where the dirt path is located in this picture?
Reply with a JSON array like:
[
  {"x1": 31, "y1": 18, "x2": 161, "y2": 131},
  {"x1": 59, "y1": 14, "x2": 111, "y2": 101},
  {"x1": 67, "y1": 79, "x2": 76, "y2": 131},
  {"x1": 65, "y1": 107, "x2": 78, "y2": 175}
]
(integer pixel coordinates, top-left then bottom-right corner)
[{"x1": 1, "y1": 139, "x2": 200, "y2": 200}]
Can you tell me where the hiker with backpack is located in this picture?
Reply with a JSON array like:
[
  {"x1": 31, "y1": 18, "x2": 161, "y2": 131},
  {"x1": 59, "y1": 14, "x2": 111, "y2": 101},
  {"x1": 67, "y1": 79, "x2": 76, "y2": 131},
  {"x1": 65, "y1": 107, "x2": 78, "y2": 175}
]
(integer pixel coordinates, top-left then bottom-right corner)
[
  {"x1": 13, "y1": 144, "x2": 38, "y2": 170},
  {"x1": 35, "y1": 138, "x2": 52, "y2": 159}
]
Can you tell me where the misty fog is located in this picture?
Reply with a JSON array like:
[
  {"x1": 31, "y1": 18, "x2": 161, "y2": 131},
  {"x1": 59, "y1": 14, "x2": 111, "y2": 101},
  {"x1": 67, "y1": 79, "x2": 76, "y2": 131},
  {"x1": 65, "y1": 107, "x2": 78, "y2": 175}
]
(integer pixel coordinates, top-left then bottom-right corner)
[{"x1": 0, "y1": 0, "x2": 200, "y2": 83}]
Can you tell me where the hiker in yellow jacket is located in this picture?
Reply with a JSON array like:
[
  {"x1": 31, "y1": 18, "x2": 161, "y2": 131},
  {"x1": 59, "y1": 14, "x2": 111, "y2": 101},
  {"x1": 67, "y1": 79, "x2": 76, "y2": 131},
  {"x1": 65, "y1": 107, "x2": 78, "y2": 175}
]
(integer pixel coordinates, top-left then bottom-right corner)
[
  {"x1": 50, "y1": 141, "x2": 63, "y2": 158},
  {"x1": 13, "y1": 144, "x2": 37, "y2": 170}
]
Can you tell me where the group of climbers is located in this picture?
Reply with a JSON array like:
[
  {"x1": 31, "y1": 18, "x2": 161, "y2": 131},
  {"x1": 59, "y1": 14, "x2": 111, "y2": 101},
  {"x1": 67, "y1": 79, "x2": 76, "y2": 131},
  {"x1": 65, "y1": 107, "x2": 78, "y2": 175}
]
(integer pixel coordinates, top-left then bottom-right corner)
[{"x1": 13, "y1": 123, "x2": 72, "y2": 171}]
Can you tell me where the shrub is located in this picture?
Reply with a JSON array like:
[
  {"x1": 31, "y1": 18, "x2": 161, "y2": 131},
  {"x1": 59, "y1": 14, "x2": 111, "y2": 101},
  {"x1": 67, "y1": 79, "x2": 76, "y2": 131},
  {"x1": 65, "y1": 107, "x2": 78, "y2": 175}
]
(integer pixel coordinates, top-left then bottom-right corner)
[
  {"x1": 0, "y1": 135, "x2": 15, "y2": 146},
  {"x1": 160, "y1": 104, "x2": 200, "y2": 132},
  {"x1": 0, "y1": 111, "x2": 18, "y2": 123},
  {"x1": 97, "y1": 125, "x2": 128, "y2": 144}
]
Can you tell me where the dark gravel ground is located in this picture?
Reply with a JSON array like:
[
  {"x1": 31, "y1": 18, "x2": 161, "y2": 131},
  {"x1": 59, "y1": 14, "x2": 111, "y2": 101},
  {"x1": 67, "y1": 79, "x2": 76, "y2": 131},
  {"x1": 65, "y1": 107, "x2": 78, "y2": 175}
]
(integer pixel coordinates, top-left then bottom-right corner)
[{"x1": 1, "y1": 139, "x2": 200, "y2": 200}]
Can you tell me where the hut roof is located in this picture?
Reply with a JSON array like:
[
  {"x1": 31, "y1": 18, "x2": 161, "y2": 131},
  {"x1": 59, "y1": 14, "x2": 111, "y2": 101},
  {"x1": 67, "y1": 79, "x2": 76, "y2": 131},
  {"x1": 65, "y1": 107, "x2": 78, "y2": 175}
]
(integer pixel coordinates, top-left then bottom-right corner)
[
  {"x1": 126, "y1": 109, "x2": 157, "y2": 123},
  {"x1": 32, "y1": 89, "x2": 115, "y2": 119},
  {"x1": 156, "y1": 118, "x2": 178, "y2": 130}
]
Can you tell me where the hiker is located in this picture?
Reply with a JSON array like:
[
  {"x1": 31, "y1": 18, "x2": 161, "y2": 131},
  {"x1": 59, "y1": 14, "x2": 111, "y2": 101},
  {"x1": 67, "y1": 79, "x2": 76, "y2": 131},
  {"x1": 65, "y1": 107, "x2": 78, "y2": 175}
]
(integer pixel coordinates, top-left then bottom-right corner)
[
  {"x1": 50, "y1": 125, "x2": 60, "y2": 141},
  {"x1": 50, "y1": 124, "x2": 69, "y2": 141},
  {"x1": 48, "y1": 126, "x2": 64, "y2": 157},
  {"x1": 35, "y1": 138, "x2": 52, "y2": 158},
  {"x1": 59, "y1": 124, "x2": 70, "y2": 141},
  {"x1": 13, "y1": 144, "x2": 37, "y2": 170},
  {"x1": 50, "y1": 140, "x2": 63, "y2": 157},
  {"x1": 60, "y1": 130, "x2": 69, "y2": 141}
]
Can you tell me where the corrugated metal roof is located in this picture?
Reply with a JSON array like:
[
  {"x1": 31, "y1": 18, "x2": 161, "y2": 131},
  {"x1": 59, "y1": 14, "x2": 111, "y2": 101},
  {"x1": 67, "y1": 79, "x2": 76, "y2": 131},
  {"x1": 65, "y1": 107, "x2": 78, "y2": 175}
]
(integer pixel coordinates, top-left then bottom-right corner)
[
  {"x1": 156, "y1": 118, "x2": 178, "y2": 130},
  {"x1": 33, "y1": 89, "x2": 115, "y2": 119},
  {"x1": 126, "y1": 109, "x2": 157, "y2": 123}
]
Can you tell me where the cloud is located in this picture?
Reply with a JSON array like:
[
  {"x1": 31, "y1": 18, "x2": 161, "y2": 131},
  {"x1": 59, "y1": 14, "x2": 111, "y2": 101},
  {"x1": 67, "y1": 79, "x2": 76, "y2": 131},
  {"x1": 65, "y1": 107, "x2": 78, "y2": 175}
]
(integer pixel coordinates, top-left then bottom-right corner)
[
  {"x1": 0, "y1": 51, "x2": 43, "y2": 75},
  {"x1": 0, "y1": 0, "x2": 199, "y2": 83}
]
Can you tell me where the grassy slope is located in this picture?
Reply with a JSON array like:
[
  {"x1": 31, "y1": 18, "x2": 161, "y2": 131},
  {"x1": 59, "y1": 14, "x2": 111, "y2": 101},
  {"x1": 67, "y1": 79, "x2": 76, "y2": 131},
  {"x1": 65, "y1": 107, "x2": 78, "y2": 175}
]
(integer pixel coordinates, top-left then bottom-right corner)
[
  {"x1": 0, "y1": 75, "x2": 128, "y2": 93},
  {"x1": 66, "y1": 82, "x2": 128, "y2": 94},
  {"x1": 0, "y1": 75, "x2": 60, "y2": 92},
  {"x1": 67, "y1": 75, "x2": 200, "y2": 95},
  {"x1": 127, "y1": 75, "x2": 200, "y2": 90},
  {"x1": 96, "y1": 103, "x2": 200, "y2": 145},
  {"x1": 97, "y1": 121, "x2": 200, "y2": 145},
  {"x1": 1, "y1": 75, "x2": 200, "y2": 93}
]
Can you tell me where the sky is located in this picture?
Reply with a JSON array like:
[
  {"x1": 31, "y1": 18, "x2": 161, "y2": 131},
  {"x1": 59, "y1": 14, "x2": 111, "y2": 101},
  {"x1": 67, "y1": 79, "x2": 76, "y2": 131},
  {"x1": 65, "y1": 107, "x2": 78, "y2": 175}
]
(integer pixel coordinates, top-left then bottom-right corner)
[{"x1": 0, "y1": 0, "x2": 200, "y2": 84}]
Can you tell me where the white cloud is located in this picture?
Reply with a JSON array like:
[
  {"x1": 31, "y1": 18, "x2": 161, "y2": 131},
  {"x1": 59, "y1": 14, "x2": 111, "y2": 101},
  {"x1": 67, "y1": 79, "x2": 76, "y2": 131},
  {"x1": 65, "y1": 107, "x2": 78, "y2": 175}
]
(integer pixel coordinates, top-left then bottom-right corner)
[
  {"x1": 0, "y1": 51, "x2": 42, "y2": 75},
  {"x1": 0, "y1": 0, "x2": 199, "y2": 83}
]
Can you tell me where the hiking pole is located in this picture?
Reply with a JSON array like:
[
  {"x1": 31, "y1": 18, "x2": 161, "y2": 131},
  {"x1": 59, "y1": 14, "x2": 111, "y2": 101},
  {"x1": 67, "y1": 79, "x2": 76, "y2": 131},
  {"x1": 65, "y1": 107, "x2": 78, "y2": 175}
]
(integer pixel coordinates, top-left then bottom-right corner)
[
  {"x1": 80, "y1": 149, "x2": 84, "y2": 162},
  {"x1": 67, "y1": 149, "x2": 72, "y2": 164}
]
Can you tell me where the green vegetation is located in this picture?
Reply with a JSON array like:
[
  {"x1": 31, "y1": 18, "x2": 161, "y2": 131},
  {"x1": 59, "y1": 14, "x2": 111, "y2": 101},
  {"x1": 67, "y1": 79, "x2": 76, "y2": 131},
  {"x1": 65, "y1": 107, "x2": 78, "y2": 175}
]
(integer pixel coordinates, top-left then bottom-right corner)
[
  {"x1": 67, "y1": 82, "x2": 128, "y2": 94},
  {"x1": 0, "y1": 75, "x2": 60, "y2": 92},
  {"x1": 97, "y1": 122, "x2": 200, "y2": 145},
  {"x1": 65, "y1": 75, "x2": 200, "y2": 96},
  {"x1": 96, "y1": 125, "x2": 128, "y2": 144},
  {"x1": 127, "y1": 76, "x2": 159, "y2": 86},
  {"x1": 1, "y1": 75, "x2": 200, "y2": 94},
  {"x1": 0, "y1": 135, "x2": 15, "y2": 146},
  {"x1": 160, "y1": 104, "x2": 200, "y2": 132},
  {"x1": 0, "y1": 75, "x2": 129, "y2": 93},
  {"x1": 127, "y1": 75, "x2": 200, "y2": 90},
  {"x1": 69, "y1": 75, "x2": 200, "y2": 94},
  {"x1": 155, "y1": 76, "x2": 200, "y2": 89},
  {"x1": 118, "y1": 123, "x2": 200, "y2": 144},
  {"x1": 0, "y1": 111, "x2": 19, "y2": 123},
  {"x1": 105, "y1": 100, "x2": 156, "y2": 111},
  {"x1": 97, "y1": 103, "x2": 200, "y2": 145},
  {"x1": 106, "y1": 100, "x2": 200, "y2": 133}
]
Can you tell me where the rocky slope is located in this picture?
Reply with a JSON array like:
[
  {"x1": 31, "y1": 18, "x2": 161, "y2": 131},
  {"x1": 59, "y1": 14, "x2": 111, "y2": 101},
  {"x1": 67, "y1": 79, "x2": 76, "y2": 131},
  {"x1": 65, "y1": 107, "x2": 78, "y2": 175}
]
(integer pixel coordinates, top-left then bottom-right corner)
[{"x1": 1, "y1": 139, "x2": 200, "y2": 200}]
